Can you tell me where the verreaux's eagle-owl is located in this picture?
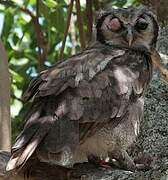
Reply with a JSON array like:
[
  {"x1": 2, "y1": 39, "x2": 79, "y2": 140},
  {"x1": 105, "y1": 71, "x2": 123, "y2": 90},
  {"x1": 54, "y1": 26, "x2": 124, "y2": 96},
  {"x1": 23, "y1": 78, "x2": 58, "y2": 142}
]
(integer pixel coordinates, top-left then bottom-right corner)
[{"x1": 7, "y1": 6, "x2": 159, "y2": 172}]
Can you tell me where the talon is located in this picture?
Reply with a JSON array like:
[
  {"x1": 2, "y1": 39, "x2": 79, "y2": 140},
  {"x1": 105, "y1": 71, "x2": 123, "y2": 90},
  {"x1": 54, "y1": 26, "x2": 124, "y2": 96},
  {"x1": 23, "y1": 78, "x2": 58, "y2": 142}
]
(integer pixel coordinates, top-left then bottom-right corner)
[
  {"x1": 134, "y1": 152, "x2": 155, "y2": 171},
  {"x1": 135, "y1": 163, "x2": 151, "y2": 171},
  {"x1": 88, "y1": 155, "x2": 111, "y2": 168},
  {"x1": 98, "y1": 160, "x2": 111, "y2": 168}
]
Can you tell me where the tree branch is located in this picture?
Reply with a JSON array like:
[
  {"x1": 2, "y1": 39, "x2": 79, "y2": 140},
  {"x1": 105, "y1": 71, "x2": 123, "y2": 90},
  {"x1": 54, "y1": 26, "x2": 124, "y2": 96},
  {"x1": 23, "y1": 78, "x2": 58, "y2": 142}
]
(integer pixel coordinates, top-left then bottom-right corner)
[
  {"x1": 86, "y1": 0, "x2": 93, "y2": 41},
  {"x1": 35, "y1": 0, "x2": 48, "y2": 71},
  {"x1": 0, "y1": 0, "x2": 35, "y2": 19},
  {"x1": 75, "y1": 0, "x2": 86, "y2": 49},
  {"x1": 59, "y1": 0, "x2": 74, "y2": 60}
]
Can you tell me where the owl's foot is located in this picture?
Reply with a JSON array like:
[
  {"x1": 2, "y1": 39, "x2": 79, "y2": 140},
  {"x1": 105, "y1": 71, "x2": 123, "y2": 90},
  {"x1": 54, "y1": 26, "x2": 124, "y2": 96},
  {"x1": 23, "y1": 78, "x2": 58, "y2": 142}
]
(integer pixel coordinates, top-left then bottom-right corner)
[
  {"x1": 87, "y1": 151, "x2": 153, "y2": 172},
  {"x1": 134, "y1": 152, "x2": 154, "y2": 171},
  {"x1": 109, "y1": 149, "x2": 136, "y2": 171},
  {"x1": 88, "y1": 154, "x2": 111, "y2": 168},
  {"x1": 109, "y1": 150, "x2": 154, "y2": 172}
]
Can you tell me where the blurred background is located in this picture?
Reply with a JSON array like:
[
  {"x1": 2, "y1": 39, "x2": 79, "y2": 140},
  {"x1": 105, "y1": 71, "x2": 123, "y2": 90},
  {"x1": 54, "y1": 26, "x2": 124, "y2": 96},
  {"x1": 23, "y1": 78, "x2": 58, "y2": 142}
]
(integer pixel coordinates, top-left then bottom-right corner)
[{"x1": 0, "y1": 0, "x2": 167, "y2": 143}]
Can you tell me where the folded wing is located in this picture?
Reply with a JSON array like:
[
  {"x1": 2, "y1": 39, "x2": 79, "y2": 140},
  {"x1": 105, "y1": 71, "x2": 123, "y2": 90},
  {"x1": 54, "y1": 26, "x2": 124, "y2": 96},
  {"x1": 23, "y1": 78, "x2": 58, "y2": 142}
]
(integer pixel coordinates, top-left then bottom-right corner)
[{"x1": 7, "y1": 47, "x2": 151, "y2": 170}]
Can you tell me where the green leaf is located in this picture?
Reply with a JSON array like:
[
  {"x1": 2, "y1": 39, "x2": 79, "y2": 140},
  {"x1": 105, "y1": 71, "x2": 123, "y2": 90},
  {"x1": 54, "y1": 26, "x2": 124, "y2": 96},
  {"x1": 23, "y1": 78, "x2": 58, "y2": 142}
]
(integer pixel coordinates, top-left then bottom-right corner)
[
  {"x1": 10, "y1": 69, "x2": 23, "y2": 83},
  {"x1": 112, "y1": 0, "x2": 127, "y2": 7},
  {"x1": 53, "y1": 6, "x2": 65, "y2": 32},
  {"x1": 39, "y1": 1, "x2": 66, "y2": 32},
  {"x1": 2, "y1": 8, "x2": 14, "y2": 38},
  {"x1": 24, "y1": 0, "x2": 36, "y2": 6},
  {"x1": 13, "y1": 33, "x2": 19, "y2": 45},
  {"x1": 43, "y1": 0, "x2": 58, "y2": 8},
  {"x1": 39, "y1": 0, "x2": 50, "y2": 20}
]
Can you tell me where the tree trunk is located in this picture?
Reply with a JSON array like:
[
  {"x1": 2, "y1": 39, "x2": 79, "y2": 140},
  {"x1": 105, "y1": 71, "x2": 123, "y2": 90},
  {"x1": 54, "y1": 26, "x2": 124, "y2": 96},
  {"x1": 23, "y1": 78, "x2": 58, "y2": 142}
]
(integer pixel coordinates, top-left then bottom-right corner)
[{"x1": 0, "y1": 40, "x2": 11, "y2": 151}]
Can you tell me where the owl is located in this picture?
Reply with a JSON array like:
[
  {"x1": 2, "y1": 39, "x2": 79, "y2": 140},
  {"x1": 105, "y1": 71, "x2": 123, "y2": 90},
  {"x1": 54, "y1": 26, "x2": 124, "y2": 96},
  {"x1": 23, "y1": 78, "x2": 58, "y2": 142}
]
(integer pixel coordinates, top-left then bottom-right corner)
[{"x1": 7, "y1": 6, "x2": 159, "y2": 178}]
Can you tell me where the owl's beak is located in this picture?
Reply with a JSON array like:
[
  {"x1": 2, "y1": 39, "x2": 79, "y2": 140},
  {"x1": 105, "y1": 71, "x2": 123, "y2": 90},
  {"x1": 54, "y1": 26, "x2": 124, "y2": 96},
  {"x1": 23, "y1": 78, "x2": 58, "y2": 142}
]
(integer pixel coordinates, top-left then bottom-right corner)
[{"x1": 126, "y1": 26, "x2": 134, "y2": 47}]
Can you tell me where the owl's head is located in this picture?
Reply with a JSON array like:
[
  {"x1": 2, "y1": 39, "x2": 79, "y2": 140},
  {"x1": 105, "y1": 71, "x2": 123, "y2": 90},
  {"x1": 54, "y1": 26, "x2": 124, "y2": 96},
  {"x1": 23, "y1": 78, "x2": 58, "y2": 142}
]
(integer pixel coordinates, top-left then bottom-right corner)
[{"x1": 96, "y1": 7, "x2": 159, "y2": 51}]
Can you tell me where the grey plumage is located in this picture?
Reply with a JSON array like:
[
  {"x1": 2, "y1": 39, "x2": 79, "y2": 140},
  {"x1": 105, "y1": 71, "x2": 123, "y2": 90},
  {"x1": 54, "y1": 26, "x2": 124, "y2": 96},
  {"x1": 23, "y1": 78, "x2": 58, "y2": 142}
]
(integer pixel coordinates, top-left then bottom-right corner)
[{"x1": 7, "y1": 6, "x2": 159, "y2": 172}]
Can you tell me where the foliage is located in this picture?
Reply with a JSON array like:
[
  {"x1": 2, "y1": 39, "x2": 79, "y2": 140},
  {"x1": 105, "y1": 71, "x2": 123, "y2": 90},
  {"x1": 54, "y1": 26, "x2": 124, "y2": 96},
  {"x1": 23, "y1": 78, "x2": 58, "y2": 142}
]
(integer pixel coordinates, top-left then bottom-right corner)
[{"x1": 0, "y1": 0, "x2": 137, "y2": 141}]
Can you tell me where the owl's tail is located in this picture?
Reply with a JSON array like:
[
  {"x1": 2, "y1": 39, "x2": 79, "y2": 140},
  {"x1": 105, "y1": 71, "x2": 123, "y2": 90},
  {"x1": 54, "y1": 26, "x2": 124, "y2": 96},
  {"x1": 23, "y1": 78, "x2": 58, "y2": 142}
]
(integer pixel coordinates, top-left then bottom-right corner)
[{"x1": 6, "y1": 99, "x2": 55, "y2": 172}]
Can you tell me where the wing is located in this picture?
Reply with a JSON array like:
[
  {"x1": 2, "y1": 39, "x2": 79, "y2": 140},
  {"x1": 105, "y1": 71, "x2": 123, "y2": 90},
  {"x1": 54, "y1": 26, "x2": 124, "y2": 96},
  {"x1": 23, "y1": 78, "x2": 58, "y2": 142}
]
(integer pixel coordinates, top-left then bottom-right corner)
[{"x1": 6, "y1": 45, "x2": 152, "y2": 171}]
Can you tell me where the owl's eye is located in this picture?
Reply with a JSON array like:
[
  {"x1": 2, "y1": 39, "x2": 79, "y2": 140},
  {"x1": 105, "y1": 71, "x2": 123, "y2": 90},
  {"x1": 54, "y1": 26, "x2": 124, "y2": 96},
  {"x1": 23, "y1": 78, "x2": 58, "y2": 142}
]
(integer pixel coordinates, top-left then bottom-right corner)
[
  {"x1": 108, "y1": 18, "x2": 121, "y2": 32},
  {"x1": 135, "y1": 18, "x2": 148, "y2": 30}
]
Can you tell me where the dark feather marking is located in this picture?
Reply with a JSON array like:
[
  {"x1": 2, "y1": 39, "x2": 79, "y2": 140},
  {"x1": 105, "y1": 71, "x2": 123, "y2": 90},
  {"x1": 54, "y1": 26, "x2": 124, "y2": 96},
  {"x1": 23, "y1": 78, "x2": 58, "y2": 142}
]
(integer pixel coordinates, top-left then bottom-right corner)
[
  {"x1": 6, "y1": 116, "x2": 54, "y2": 171},
  {"x1": 12, "y1": 100, "x2": 44, "y2": 152},
  {"x1": 79, "y1": 123, "x2": 95, "y2": 142},
  {"x1": 22, "y1": 77, "x2": 43, "y2": 101},
  {"x1": 80, "y1": 122, "x2": 102, "y2": 144}
]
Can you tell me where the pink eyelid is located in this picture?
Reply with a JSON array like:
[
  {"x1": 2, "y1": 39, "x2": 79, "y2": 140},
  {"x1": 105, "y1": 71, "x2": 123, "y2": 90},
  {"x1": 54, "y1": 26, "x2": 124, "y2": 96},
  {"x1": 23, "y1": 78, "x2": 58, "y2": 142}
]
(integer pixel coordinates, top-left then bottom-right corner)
[{"x1": 108, "y1": 18, "x2": 121, "y2": 31}]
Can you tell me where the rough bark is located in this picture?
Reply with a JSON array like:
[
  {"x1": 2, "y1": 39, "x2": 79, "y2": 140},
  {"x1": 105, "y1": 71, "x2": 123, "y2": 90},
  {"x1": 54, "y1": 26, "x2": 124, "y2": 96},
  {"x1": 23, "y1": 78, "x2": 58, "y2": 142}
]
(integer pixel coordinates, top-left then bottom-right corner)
[{"x1": 0, "y1": 40, "x2": 11, "y2": 151}]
